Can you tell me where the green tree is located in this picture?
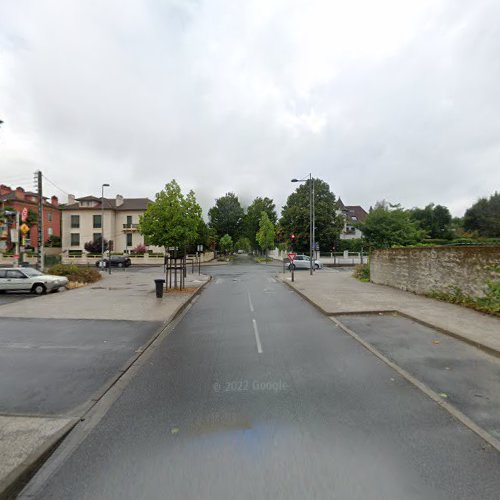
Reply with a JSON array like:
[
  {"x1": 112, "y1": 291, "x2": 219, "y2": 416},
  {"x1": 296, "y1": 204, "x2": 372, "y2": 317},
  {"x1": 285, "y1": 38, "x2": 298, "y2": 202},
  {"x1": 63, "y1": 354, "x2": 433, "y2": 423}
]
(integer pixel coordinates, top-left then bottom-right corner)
[
  {"x1": 208, "y1": 193, "x2": 245, "y2": 241},
  {"x1": 242, "y1": 197, "x2": 277, "y2": 249},
  {"x1": 139, "y1": 180, "x2": 203, "y2": 251},
  {"x1": 463, "y1": 192, "x2": 500, "y2": 237},
  {"x1": 280, "y1": 178, "x2": 343, "y2": 253},
  {"x1": 256, "y1": 212, "x2": 275, "y2": 260},
  {"x1": 409, "y1": 203, "x2": 453, "y2": 239},
  {"x1": 219, "y1": 233, "x2": 233, "y2": 255},
  {"x1": 235, "y1": 236, "x2": 252, "y2": 253},
  {"x1": 359, "y1": 203, "x2": 423, "y2": 249}
]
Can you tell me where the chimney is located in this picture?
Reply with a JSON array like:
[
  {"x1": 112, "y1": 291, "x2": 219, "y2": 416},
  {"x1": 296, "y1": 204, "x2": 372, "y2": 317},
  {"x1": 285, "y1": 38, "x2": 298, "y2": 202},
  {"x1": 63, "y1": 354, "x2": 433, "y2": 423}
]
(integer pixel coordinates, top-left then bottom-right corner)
[
  {"x1": 0, "y1": 185, "x2": 12, "y2": 196},
  {"x1": 51, "y1": 195, "x2": 59, "y2": 206},
  {"x1": 68, "y1": 194, "x2": 76, "y2": 205},
  {"x1": 15, "y1": 186, "x2": 25, "y2": 200},
  {"x1": 116, "y1": 194, "x2": 124, "y2": 207}
]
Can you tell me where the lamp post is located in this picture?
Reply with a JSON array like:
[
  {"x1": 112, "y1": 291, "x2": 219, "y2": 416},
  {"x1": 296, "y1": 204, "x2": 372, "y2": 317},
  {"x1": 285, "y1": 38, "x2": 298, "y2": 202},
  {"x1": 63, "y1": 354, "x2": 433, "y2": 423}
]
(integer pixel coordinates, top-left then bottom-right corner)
[
  {"x1": 101, "y1": 183, "x2": 110, "y2": 272},
  {"x1": 291, "y1": 173, "x2": 315, "y2": 276}
]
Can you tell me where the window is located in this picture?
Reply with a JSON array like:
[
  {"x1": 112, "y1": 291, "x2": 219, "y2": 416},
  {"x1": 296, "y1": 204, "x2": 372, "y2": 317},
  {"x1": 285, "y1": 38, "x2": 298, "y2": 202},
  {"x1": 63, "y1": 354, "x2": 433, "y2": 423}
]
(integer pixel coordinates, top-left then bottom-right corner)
[
  {"x1": 71, "y1": 215, "x2": 80, "y2": 228},
  {"x1": 126, "y1": 215, "x2": 132, "y2": 225},
  {"x1": 70, "y1": 233, "x2": 80, "y2": 246},
  {"x1": 126, "y1": 233, "x2": 133, "y2": 247},
  {"x1": 48, "y1": 227, "x2": 53, "y2": 236},
  {"x1": 93, "y1": 233, "x2": 101, "y2": 242},
  {"x1": 7, "y1": 270, "x2": 25, "y2": 278},
  {"x1": 48, "y1": 212, "x2": 52, "y2": 222},
  {"x1": 93, "y1": 214, "x2": 102, "y2": 228},
  {"x1": 0, "y1": 270, "x2": 6, "y2": 278}
]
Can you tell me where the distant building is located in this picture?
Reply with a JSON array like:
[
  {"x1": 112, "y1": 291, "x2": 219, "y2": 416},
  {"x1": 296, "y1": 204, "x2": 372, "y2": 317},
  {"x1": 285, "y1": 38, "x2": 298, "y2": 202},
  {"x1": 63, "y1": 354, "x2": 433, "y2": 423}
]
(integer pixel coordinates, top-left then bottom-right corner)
[
  {"x1": 337, "y1": 199, "x2": 368, "y2": 240},
  {"x1": 0, "y1": 185, "x2": 61, "y2": 252},
  {"x1": 61, "y1": 194, "x2": 156, "y2": 254}
]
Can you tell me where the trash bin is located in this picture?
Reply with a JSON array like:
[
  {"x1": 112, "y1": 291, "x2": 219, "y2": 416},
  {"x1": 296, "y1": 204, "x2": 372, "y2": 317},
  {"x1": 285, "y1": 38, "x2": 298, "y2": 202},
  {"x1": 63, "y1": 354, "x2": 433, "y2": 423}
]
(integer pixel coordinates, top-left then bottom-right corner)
[{"x1": 154, "y1": 279, "x2": 166, "y2": 298}]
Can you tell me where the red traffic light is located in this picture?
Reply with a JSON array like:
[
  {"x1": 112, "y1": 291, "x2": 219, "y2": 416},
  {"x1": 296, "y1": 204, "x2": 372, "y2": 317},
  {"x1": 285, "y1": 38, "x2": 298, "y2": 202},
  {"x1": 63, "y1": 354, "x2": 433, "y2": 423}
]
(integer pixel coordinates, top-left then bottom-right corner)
[{"x1": 291, "y1": 234, "x2": 295, "y2": 239}]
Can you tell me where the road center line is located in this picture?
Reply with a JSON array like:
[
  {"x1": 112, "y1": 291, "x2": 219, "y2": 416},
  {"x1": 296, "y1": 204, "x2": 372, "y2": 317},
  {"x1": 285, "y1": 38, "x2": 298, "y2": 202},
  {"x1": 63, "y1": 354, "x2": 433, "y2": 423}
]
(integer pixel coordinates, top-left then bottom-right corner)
[
  {"x1": 252, "y1": 318, "x2": 263, "y2": 354},
  {"x1": 247, "y1": 291, "x2": 255, "y2": 313}
]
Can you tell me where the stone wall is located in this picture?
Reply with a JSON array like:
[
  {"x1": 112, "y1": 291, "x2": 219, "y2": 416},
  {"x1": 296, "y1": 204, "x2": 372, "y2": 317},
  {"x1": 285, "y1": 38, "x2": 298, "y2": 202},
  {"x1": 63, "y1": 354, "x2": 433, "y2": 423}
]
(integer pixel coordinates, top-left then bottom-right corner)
[{"x1": 370, "y1": 246, "x2": 500, "y2": 298}]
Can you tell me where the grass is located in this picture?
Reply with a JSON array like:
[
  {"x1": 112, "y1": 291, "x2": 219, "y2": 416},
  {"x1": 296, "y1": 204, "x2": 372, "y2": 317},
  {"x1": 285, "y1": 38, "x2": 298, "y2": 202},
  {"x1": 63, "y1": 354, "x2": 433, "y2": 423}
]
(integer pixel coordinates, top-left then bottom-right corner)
[
  {"x1": 255, "y1": 256, "x2": 273, "y2": 263},
  {"x1": 353, "y1": 264, "x2": 370, "y2": 282}
]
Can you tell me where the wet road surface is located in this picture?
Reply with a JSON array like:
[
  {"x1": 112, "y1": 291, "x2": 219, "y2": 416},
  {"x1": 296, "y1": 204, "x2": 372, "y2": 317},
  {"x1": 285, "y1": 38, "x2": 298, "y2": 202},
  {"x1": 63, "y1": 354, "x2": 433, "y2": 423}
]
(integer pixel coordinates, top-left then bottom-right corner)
[{"x1": 22, "y1": 257, "x2": 500, "y2": 499}]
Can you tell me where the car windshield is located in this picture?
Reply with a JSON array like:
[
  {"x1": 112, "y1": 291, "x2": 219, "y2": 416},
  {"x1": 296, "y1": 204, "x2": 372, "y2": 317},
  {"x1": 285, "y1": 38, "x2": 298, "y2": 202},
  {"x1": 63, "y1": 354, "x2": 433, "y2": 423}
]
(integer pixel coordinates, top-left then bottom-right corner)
[{"x1": 20, "y1": 268, "x2": 43, "y2": 277}]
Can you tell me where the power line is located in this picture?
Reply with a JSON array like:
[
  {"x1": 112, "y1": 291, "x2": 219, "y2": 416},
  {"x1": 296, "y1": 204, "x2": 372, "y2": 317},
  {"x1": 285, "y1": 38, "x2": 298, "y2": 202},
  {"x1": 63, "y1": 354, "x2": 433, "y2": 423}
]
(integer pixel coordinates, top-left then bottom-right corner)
[{"x1": 42, "y1": 173, "x2": 71, "y2": 197}]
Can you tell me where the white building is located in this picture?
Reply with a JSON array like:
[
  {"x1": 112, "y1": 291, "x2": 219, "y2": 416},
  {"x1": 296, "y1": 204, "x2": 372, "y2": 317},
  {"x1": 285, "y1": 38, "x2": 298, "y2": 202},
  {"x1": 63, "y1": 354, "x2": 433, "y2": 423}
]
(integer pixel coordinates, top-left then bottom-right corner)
[
  {"x1": 61, "y1": 194, "x2": 159, "y2": 254},
  {"x1": 337, "y1": 199, "x2": 368, "y2": 240}
]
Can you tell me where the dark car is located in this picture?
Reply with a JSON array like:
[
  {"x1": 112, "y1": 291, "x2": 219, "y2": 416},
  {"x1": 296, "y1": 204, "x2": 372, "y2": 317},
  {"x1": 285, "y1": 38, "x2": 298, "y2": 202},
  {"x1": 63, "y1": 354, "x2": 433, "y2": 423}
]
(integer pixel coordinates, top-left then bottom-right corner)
[{"x1": 96, "y1": 256, "x2": 132, "y2": 268}]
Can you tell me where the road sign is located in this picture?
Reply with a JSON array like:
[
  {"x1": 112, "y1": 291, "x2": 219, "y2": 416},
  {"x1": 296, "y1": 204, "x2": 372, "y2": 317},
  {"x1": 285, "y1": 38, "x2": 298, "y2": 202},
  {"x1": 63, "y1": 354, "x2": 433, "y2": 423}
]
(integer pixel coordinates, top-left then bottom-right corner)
[
  {"x1": 287, "y1": 252, "x2": 297, "y2": 262},
  {"x1": 20, "y1": 223, "x2": 30, "y2": 234},
  {"x1": 197, "y1": 244, "x2": 203, "y2": 252},
  {"x1": 21, "y1": 207, "x2": 28, "y2": 222}
]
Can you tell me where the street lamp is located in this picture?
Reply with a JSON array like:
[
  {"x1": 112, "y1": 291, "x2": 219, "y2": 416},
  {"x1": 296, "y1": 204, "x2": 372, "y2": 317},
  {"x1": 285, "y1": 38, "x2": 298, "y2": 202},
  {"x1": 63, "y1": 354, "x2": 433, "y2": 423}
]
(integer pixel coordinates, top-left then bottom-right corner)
[
  {"x1": 291, "y1": 173, "x2": 315, "y2": 276},
  {"x1": 101, "y1": 183, "x2": 110, "y2": 273}
]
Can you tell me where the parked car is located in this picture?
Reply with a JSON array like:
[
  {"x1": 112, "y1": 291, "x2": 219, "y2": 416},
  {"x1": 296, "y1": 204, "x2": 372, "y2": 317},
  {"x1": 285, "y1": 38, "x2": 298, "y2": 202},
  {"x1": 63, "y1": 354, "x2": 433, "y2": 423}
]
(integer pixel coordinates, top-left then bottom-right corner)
[
  {"x1": 0, "y1": 267, "x2": 68, "y2": 295},
  {"x1": 95, "y1": 255, "x2": 132, "y2": 268},
  {"x1": 288, "y1": 254, "x2": 323, "y2": 270}
]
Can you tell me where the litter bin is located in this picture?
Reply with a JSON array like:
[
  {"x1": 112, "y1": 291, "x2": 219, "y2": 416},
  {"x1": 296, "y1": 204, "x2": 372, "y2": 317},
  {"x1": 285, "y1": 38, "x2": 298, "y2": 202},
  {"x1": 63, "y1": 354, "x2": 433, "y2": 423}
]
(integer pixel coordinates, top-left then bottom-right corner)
[{"x1": 154, "y1": 279, "x2": 166, "y2": 298}]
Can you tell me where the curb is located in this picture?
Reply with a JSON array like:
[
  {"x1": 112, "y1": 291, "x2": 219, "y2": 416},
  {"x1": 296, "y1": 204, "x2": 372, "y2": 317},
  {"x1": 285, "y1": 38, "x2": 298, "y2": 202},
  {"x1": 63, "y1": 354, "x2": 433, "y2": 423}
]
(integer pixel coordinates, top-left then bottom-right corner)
[
  {"x1": 278, "y1": 275, "x2": 500, "y2": 453},
  {"x1": 6, "y1": 277, "x2": 212, "y2": 499},
  {"x1": 0, "y1": 418, "x2": 77, "y2": 500},
  {"x1": 277, "y1": 276, "x2": 500, "y2": 359},
  {"x1": 330, "y1": 316, "x2": 500, "y2": 453}
]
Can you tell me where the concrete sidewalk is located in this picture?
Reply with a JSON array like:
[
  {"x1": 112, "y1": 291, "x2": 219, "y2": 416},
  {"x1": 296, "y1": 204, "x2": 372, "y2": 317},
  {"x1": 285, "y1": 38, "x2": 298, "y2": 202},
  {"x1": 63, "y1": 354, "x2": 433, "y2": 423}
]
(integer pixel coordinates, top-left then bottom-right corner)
[
  {"x1": 0, "y1": 267, "x2": 210, "y2": 498},
  {"x1": 277, "y1": 269, "x2": 500, "y2": 356},
  {"x1": 0, "y1": 267, "x2": 209, "y2": 321}
]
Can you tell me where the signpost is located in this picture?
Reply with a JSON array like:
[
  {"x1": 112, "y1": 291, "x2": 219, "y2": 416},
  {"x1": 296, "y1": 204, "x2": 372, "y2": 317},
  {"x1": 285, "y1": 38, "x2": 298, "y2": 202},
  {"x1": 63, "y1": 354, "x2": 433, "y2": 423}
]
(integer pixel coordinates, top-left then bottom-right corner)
[{"x1": 287, "y1": 252, "x2": 297, "y2": 282}]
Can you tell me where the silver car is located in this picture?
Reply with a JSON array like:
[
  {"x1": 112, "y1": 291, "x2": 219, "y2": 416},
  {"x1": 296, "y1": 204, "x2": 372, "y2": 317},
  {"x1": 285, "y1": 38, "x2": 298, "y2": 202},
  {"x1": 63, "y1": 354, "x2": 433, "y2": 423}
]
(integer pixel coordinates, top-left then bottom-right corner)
[
  {"x1": 288, "y1": 255, "x2": 323, "y2": 270},
  {"x1": 0, "y1": 267, "x2": 68, "y2": 295}
]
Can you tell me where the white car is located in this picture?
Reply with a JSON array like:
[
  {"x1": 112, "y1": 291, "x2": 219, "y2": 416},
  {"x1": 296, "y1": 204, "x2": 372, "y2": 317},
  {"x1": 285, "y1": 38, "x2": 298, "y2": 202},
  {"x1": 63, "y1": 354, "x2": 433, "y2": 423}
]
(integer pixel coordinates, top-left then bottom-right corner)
[
  {"x1": 288, "y1": 255, "x2": 323, "y2": 270},
  {"x1": 0, "y1": 267, "x2": 69, "y2": 295}
]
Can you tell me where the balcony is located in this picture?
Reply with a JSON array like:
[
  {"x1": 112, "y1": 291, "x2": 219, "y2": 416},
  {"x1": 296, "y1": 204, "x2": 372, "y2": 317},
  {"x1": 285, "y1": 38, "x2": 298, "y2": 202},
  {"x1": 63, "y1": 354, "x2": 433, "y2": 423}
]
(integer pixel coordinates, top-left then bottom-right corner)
[{"x1": 122, "y1": 223, "x2": 139, "y2": 232}]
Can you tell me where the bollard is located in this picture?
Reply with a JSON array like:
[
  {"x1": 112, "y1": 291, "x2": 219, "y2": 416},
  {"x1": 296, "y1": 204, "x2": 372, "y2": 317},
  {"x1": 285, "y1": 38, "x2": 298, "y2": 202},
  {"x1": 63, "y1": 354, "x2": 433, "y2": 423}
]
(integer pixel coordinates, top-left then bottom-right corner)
[{"x1": 154, "y1": 279, "x2": 165, "y2": 298}]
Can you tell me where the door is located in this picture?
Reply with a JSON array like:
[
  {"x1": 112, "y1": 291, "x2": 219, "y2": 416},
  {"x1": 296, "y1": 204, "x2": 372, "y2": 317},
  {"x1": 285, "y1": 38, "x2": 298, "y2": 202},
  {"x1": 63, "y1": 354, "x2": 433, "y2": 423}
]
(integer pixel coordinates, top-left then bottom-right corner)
[{"x1": 5, "y1": 269, "x2": 30, "y2": 291}]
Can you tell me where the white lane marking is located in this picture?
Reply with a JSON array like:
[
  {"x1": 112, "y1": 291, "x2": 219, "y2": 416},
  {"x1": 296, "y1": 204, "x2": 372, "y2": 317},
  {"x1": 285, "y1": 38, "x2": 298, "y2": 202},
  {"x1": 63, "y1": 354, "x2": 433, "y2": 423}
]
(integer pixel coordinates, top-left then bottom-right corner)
[
  {"x1": 247, "y1": 291, "x2": 255, "y2": 313},
  {"x1": 252, "y1": 318, "x2": 263, "y2": 354}
]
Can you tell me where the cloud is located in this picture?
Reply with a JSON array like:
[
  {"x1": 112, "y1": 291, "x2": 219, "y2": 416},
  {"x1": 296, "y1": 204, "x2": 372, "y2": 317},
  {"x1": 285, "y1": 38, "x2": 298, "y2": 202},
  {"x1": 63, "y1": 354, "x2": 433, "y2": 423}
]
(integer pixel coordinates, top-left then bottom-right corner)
[{"x1": 1, "y1": 0, "x2": 499, "y2": 216}]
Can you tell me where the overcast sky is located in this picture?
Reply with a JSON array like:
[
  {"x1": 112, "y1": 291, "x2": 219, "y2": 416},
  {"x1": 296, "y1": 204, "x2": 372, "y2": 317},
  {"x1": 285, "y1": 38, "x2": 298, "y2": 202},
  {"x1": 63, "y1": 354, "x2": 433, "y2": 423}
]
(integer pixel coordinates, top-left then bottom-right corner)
[{"x1": 1, "y1": 0, "x2": 499, "y2": 217}]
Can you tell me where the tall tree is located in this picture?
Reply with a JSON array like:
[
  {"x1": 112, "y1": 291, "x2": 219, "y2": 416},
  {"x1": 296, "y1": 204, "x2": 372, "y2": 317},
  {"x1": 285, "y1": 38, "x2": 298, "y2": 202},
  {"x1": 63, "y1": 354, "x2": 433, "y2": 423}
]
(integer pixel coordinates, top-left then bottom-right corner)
[
  {"x1": 280, "y1": 178, "x2": 343, "y2": 253},
  {"x1": 208, "y1": 193, "x2": 245, "y2": 241},
  {"x1": 463, "y1": 192, "x2": 500, "y2": 237},
  {"x1": 359, "y1": 203, "x2": 423, "y2": 249},
  {"x1": 219, "y1": 234, "x2": 233, "y2": 255},
  {"x1": 409, "y1": 203, "x2": 453, "y2": 239},
  {"x1": 256, "y1": 211, "x2": 275, "y2": 260},
  {"x1": 139, "y1": 180, "x2": 202, "y2": 250},
  {"x1": 242, "y1": 197, "x2": 277, "y2": 249}
]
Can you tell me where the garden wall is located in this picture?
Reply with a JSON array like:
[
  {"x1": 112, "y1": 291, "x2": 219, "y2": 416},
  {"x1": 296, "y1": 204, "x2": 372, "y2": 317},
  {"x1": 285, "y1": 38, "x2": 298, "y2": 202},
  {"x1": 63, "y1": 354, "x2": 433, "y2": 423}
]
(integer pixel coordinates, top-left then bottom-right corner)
[{"x1": 370, "y1": 246, "x2": 500, "y2": 298}]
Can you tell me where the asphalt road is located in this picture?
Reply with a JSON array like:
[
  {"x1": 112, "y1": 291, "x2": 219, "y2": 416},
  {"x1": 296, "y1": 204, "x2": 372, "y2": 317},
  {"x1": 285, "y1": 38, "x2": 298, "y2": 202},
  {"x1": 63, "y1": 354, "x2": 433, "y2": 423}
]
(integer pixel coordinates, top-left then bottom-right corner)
[
  {"x1": 337, "y1": 313, "x2": 500, "y2": 441},
  {"x1": 0, "y1": 318, "x2": 161, "y2": 416},
  {"x1": 0, "y1": 291, "x2": 39, "y2": 306},
  {"x1": 23, "y1": 257, "x2": 500, "y2": 499}
]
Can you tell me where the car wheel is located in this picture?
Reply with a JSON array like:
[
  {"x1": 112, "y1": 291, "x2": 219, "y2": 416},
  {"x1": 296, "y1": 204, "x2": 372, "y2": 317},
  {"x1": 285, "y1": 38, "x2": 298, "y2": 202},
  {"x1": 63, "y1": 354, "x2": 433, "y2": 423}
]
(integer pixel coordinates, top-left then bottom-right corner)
[
  {"x1": 314, "y1": 263, "x2": 320, "y2": 270},
  {"x1": 32, "y1": 283, "x2": 46, "y2": 295}
]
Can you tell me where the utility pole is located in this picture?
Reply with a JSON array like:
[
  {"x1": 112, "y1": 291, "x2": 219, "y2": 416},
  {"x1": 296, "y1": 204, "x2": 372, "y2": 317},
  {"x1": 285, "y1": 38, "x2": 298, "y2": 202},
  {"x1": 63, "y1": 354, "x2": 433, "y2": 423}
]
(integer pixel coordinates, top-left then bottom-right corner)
[
  {"x1": 35, "y1": 171, "x2": 44, "y2": 270},
  {"x1": 15, "y1": 210, "x2": 20, "y2": 267}
]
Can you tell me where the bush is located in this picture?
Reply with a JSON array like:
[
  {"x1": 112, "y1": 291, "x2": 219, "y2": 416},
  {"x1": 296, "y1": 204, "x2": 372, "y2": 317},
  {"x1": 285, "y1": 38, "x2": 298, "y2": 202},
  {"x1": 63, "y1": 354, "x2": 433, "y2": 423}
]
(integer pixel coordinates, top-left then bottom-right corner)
[
  {"x1": 131, "y1": 244, "x2": 147, "y2": 255},
  {"x1": 353, "y1": 264, "x2": 370, "y2": 282},
  {"x1": 47, "y1": 264, "x2": 101, "y2": 284}
]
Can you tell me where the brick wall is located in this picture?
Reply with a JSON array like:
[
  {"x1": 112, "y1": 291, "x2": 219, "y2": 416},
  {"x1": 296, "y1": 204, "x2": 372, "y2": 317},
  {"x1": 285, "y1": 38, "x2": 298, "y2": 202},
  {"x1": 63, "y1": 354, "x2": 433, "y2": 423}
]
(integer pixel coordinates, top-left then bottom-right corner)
[{"x1": 370, "y1": 246, "x2": 500, "y2": 298}]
